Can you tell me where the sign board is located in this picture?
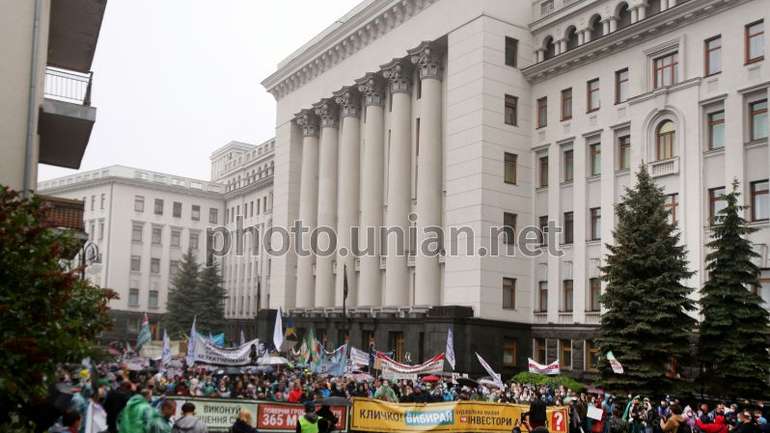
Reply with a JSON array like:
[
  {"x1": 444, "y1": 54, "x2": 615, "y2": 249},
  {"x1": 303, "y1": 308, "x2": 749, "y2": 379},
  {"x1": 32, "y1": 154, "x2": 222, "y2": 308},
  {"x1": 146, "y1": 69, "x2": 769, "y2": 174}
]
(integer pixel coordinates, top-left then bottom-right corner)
[
  {"x1": 587, "y1": 406, "x2": 604, "y2": 421},
  {"x1": 257, "y1": 402, "x2": 348, "y2": 432},
  {"x1": 169, "y1": 397, "x2": 258, "y2": 431}
]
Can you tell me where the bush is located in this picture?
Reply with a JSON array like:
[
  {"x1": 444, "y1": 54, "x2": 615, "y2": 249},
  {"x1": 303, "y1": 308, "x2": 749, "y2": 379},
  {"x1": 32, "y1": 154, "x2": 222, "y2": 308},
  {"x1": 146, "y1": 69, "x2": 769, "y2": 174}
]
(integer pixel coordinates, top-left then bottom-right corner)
[{"x1": 511, "y1": 372, "x2": 587, "y2": 393}]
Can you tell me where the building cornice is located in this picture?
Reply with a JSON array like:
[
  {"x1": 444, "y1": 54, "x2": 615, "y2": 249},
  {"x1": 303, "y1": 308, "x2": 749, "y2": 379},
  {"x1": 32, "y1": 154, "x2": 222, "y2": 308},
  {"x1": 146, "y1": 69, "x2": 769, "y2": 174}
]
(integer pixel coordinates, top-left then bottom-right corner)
[
  {"x1": 522, "y1": 0, "x2": 751, "y2": 84},
  {"x1": 223, "y1": 175, "x2": 275, "y2": 200},
  {"x1": 260, "y1": 0, "x2": 440, "y2": 100},
  {"x1": 40, "y1": 177, "x2": 225, "y2": 201}
]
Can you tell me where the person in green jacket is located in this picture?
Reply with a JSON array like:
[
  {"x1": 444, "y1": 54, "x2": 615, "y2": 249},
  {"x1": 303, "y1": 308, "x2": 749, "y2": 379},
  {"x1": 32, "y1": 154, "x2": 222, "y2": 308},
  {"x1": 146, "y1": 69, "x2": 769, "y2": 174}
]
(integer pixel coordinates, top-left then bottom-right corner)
[
  {"x1": 118, "y1": 392, "x2": 154, "y2": 433},
  {"x1": 147, "y1": 400, "x2": 177, "y2": 433}
]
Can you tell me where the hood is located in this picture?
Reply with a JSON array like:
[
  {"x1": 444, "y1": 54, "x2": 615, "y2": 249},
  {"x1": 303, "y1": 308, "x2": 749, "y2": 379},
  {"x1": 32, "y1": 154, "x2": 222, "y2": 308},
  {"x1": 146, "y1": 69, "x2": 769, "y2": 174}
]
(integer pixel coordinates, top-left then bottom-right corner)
[{"x1": 175, "y1": 416, "x2": 201, "y2": 430}]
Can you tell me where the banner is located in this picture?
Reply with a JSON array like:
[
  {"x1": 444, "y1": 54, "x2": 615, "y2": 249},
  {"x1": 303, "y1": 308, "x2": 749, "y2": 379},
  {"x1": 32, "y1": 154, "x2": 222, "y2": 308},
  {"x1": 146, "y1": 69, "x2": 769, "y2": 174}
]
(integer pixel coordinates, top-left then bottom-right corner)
[
  {"x1": 377, "y1": 352, "x2": 444, "y2": 380},
  {"x1": 170, "y1": 397, "x2": 258, "y2": 431},
  {"x1": 257, "y1": 402, "x2": 348, "y2": 432},
  {"x1": 606, "y1": 351, "x2": 624, "y2": 374},
  {"x1": 475, "y1": 353, "x2": 504, "y2": 389},
  {"x1": 190, "y1": 334, "x2": 261, "y2": 366},
  {"x1": 350, "y1": 398, "x2": 569, "y2": 433},
  {"x1": 350, "y1": 346, "x2": 370, "y2": 368},
  {"x1": 445, "y1": 328, "x2": 456, "y2": 371},
  {"x1": 313, "y1": 344, "x2": 347, "y2": 376},
  {"x1": 528, "y1": 358, "x2": 560, "y2": 375}
]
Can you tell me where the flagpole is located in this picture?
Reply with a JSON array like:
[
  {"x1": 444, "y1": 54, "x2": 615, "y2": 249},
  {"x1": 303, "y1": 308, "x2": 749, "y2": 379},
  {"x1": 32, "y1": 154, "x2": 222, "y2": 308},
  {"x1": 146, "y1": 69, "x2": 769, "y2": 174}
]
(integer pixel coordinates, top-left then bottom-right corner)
[{"x1": 343, "y1": 264, "x2": 349, "y2": 341}]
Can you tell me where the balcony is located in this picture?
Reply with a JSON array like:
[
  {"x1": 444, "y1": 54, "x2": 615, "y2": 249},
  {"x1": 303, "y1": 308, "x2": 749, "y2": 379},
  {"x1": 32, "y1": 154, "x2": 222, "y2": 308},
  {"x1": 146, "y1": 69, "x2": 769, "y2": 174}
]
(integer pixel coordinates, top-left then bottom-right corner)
[
  {"x1": 47, "y1": 0, "x2": 107, "y2": 73},
  {"x1": 649, "y1": 157, "x2": 680, "y2": 178},
  {"x1": 38, "y1": 67, "x2": 97, "y2": 169},
  {"x1": 40, "y1": 195, "x2": 87, "y2": 258}
]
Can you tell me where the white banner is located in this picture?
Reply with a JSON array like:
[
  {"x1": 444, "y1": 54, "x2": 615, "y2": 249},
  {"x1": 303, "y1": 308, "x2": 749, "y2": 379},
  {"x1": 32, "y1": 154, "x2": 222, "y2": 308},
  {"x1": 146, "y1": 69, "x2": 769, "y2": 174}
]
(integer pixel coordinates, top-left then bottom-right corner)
[
  {"x1": 445, "y1": 328, "x2": 456, "y2": 371},
  {"x1": 606, "y1": 351, "x2": 624, "y2": 374},
  {"x1": 528, "y1": 358, "x2": 560, "y2": 375},
  {"x1": 475, "y1": 353, "x2": 504, "y2": 389},
  {"x1": 377, "y1": 353, "x2": 444, "y2": 380},
  {"x1": 190, "y1": 334, "x2": 262, "y2": 366},
  {"x1": 350, "y1": 347, "x2": 370, "y2": 367}
]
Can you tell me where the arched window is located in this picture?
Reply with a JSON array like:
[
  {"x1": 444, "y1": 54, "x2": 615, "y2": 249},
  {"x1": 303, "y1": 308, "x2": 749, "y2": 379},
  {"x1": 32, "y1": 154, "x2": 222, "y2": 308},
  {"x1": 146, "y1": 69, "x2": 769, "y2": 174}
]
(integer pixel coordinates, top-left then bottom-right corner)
[
  {"x1": 616, "y1": 2, "x2": 632, "y2": 29},
  {"x1": 565, "y1": 26, "x2": 579, "y2": 51},
  {"x1": 656, "y1": 120, "x2": 675, "y2": 160},
  {"x1": 589, "y1": 15, "x2": 603, "y2": 41}
]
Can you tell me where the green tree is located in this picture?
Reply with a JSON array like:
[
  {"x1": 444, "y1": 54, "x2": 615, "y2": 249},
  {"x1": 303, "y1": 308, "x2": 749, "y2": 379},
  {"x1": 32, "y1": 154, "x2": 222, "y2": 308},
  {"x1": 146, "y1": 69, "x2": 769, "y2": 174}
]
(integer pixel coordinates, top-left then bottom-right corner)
[
  {"x1": 195, "y1": 261, "x2": 227, "y2": 335},
  {"x1": 165, "y1": 250, "x2": 200, "y2": 338},
  {"x1": 0, "y1": 187, "x2": 115, "y2": 430},
  {"x1": 597, "y1": 165, "x2": 696, "y2": 395},
  {"x1": 698, "y1": 182, "x2": 770, "y2": 399}
]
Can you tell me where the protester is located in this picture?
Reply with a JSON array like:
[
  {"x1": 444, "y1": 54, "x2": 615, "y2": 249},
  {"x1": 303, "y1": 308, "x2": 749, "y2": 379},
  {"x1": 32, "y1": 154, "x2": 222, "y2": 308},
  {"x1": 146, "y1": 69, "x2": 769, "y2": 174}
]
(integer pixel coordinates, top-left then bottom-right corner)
[
  {"x1": 529, "y1": 391, "x2": 548, "y2": 429},
  {"x1": 148, "y1": 399, "x2": 176, "y2": 433},
  {"x1": 660, "y1": 404, "x2": 685, "y2": 433},
  {"x1": 172, "y1": 402, "x2": 207, "y2": 433},
  {"x1": 296, "y1": 401, "x2": 320, "y2": 433},
  {"x1": 104, "y1": 380, "x2": 132, "y2": 433},
  {"x1": 316, "y1": 404, "x2": 339, "y2": 433},
  {"x1": 230, "y1": 410, "x2": 257, "y2": 433}
]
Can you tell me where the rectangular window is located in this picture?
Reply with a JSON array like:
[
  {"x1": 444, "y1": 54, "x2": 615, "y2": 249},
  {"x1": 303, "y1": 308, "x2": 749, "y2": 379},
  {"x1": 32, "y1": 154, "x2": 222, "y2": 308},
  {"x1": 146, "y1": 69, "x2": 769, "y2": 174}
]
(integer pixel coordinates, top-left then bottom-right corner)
[
  {"x1": 709, "y1": 187, "x2": 727, "y2": 223},
  {"x1": 539, "y1": 216, "x2": 549, "y2": 246},
  {"x1": 561, "y1": 88, "x2": 572, "y2": 120},
  {"x1": 746, "y1": 20, "x2": 765, "y2": 64},
  {"x1": 563, "y1": 149, "x2": 574, "y2": 182},
  {"x1": 191, "y1": 205, "x2": 201, "y2": 221},
  {"x1": 151, "y1": 258, "x2": 160, "y2": 274},
  {"x1": 100, "y1": 193, "x2": 105, "y2": 210},
  {"x1": 169, "y1": 260, "x2": 179, "y2": 278},
  {"x1": 534, "y1": 338, "x2": 546, "y2": 363},
  {"x1": 589, "y1": 142, "x2": 601, "y2": 176},
  {"x1": 98, "y1": 221, "x2": 104, "y2": 240},
  {"x1": 708, "y1": 110, "x2": 725, "y2": 149},
  {"x1": 540, "y1": 0, "x2": 554, "y2": 16},
  {"x1": 665, "y1": 193, "x2": 679, "y2": 224},
  {"x1": 149, "y1": 290, "x2": 159, "y2": 309},
  {"x1": 590, "y1": 207, "x2": 601, "y2": 240},
  {"x1": 585, "y1": 340, "x2": 600, "y2": 371},
  {"x1": 751, "y1": 180, "x2": 769, "y2": 222},
  {"x1": 562, "y1": 280, "x2": 574, "y2": 312},
  {"x1": 615, "y1": 68, "x2": 629, "y2": 104},
  {"x1": 132, "y1": 223, "x2": 143, "y2": 242},
  {"x1": 539, "y1": 155, "x2": 549, "y2": 188},
  {"x1": 502, "y1": 277, "x2": 516, "y2": 309},
  {"x1": 90, "y1": 195, "x2": 95, "y2": 211},
  {"x1": 618, "y1": 135, "x2": 631, "y2": 170},
  {"x1": 130, "y1": 255, "x2": 141, "y2": 272},
  {"x1": 505, "y1": 37, "x2": 518, "y2": 67},
  {"x1": 537, "y1": 97, "x2": 548, "y2": 128},
  {"x1": 503, "y1": 212, "x2": 517, "y2": 244},
  {"x1": 654, "y1": 52, "x2": 678, "y2": 88},
  {"x1": 190, "y1": 232, "x2": 200, "y2": 250},
  {"x1": 750, "y1": 100, "x2": 768, "y2": 141},
  {"x1": 154, "y1": 199, "x2": 164, "y2": 215},
  {"x1": 503, "y1": 339, "x2": 518, "y2": 367},
  {"x1": 589, "y1": 278, "x2": 601, "y2": 311},
  {"x1": 209, "y1": 208, "x2": 218, "y2": 224},
  {"x1": 504, "y1": 95, "x2": 518, "y2": 126},
  {"x1": 152, "y1": 227, "x2": 162, "y2": 245},
  {"x1": 129, "y1": 288, "x2": 139, "y2": 307},
  {"x1": 560, "y1": 340, "x2": 572, "y2": 369},
  {"x1": 705, "y1": 36, "x2": 722, "y2": 75},
  {"x1": 134, "y1": 196, "x2": 144, "y2": 212},
  {"x1": 564, "y1": 212, "x2": 574, "y2": 244},
  {"x1": 587, "y1": 78, "x2": 600, "y2": 112},
  {"x1": 504, "y1": 152, "x2": 517, "y2": 185},
  {"x1": 538, "y1": 281, "x2": 548, "y2": 312},
  {"x1": 171, "y1": 230, "x2": 181, "y2": 248}
]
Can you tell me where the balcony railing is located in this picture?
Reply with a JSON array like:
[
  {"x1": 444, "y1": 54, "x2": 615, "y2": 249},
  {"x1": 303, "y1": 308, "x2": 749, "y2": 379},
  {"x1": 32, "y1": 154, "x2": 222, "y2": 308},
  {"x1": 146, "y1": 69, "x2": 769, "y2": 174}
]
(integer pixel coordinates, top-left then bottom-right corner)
[
  {"x1": 44, "y1": 66, "x2": 93, "y2": 106},
  {"x1": 40, "y1": 195, "x2": 85, "y2": 232},
  {"x1": 649, "y1": 157, "x2": 680, "y2": 178}
]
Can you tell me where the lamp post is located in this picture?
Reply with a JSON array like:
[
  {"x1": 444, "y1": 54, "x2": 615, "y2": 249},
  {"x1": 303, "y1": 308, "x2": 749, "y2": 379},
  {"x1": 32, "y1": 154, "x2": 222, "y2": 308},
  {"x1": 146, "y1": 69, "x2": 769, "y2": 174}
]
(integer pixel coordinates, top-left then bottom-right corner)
[{"x1": 79, "y1": 240, "x2": 100, "y2": 280}]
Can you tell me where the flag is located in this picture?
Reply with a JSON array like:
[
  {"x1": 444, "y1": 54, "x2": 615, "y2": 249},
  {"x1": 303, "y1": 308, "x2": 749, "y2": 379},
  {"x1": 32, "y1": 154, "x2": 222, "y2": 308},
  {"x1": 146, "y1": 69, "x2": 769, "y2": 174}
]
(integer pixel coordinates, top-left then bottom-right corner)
[
  {"x1": 240, "y1": 329, "x2": 246, "y2": 346},
  {"x1": 606, "y1": 351, "x2": 624, "y2": 374},
  {"x1": 161, "y1": 329, "x2": 171, "y2": 372},
  {"x1": 285, "y1": 318, "x2": 297, "y2": 340},
  {"x1": 528, "y1": 358, "x2": 560, "y2": 375},
  {"x1": 273, "y1": 306, "x2": 284, "y2": 352},
  {"x1": 208, "y1": 332, "x2": 225, "y2": 347},
  {"x1": 185, "y1": 316, "x2": 197, "y2": 366},
  {"x1": 136, "y1": 313, "x2": 151, "y2": 351},
  {"x1": 476, "y1": 352, "x2": 504, "y2": 389},
  {"x1": 445, "y1": 327, "x2": 456, "y2": 370}
]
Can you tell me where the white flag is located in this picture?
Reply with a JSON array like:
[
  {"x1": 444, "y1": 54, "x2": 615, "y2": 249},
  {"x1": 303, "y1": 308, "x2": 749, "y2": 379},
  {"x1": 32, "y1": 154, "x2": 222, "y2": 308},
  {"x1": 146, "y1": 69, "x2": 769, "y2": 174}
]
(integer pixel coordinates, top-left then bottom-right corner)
[
  {"x1": 161, "y1": 329, "x2": 171, "y2": 371},
  {"x1": 273, "y1": 306, "x2": 284, "y2": 352},
  {"x1": 606, "y1": 351, "x2": 624, "y2": 374},
  {"x1": 445, "y1": 327, "x2": 456, "y2": 370},
  {"x1": 185, "y1": 316, "x2": 197, "y2": 366},
  {"x1": 84, "y1": 401, "x2": 107, "y2": 433},
  {"x1": 528, "y1": 358, "x2": 560, "y2": 375},
  {"x1": 240, "y1": 329, "x2": 246, "y2": 346},
  {"x1": 475, "y1": 352, "x2": 504, "y2": 389}
]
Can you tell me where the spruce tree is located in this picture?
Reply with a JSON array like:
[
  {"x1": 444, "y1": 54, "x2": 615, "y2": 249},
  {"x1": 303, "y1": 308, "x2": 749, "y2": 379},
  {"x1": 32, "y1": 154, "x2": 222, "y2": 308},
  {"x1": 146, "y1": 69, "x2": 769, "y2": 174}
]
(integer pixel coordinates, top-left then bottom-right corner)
[
  {"x1": 165, "y1": 250, "x2": 200, "y2": 338},
  {"x1": 597, "y1": 165, "x2": 696, "y2": 395},
  {"x1": 196, "y1": 261, "x2": 227, "y2": 335},
  {"x1": 698, "y1": 182, "x2": 770, "y2": 399}
]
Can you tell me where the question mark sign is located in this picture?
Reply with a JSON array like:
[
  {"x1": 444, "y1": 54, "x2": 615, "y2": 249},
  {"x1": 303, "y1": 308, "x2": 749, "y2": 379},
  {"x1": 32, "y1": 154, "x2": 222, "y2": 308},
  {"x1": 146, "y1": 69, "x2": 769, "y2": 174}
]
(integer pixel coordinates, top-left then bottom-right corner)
[{"x1": 551, "y1": 411, "x2": 564, "y2": 432}]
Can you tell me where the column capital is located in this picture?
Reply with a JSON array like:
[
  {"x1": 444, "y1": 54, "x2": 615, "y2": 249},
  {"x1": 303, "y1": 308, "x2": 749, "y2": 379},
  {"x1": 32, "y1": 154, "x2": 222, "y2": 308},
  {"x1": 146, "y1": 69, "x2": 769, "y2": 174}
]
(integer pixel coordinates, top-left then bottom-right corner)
[
  {"x1": 333, "y1": 86, "x2": 362, "y2": 118},
  {"x1": 380, "y1": 58, "x2": 413, "y2": 95},
  {"x1": 355, "y1": 73, "x2": 386, "y2": 107},
  {"x1": 408, "y1": 41, "x2": 443, "y2": 81},
  {"x1": 294, "y1": 109, "x2": 319, "y2": 137},
  {"x1": 313, "y1": 98, "x2": 339, "y2": 129}
]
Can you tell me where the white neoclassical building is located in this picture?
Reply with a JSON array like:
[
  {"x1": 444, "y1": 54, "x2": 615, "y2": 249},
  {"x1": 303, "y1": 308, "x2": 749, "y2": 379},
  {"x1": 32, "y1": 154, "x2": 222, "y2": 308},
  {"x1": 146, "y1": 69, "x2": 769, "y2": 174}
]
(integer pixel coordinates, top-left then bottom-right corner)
[{"x1": 261, "y1": 0, "x2": 770, "y2": 375}]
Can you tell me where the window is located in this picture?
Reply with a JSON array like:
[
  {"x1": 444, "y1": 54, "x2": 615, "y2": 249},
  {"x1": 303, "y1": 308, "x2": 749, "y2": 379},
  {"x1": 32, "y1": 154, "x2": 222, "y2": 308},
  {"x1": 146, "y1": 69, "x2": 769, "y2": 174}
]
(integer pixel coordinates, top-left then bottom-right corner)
[
  {"x1": 561, "y1": 88, "x2": 572, "y2": 121},
  {"x1": 98, "y1": 221, "x2": 104, "y2": 240},
  {"x1": 171, "y1": 230, "x2": 181, "y2": 248},
  {"x1": 618, "y1": 135, "x2": 631, "y2": 170},
  {"x1": 151, "y1": 258, "x2": 160, "y2": 274},
  {"x1": 503, "y1": 277, "x2": 516, "y2": 309},
  {"x1": 708, "y1": 110, "x2": 725, "y2": 150},
  {"x1": 505, "y1": 37, "x2": 518, "y2": 67},
  {"x1": 751, "y1": 180, "x2": 769, "y2": 222},
  {"x1": 563, "y1": 212, "x2": 574, "y2": 244},
  {"x1": 503, "y1": 212, "x2": 517, "y2": 244},
  {"x1": 504, "y1": 95, "x2": 518, "y2": 126},
  {"x1": 130, "y1": 255, "x2": 141, "y2": 272},
  {"x1": 562, "y1": 280, "x2": 574, "y2": 312},
  {"x1": 559, "y1": 340, "x2": 572, "y2": 369},
  {"x1": 589, "y1": 142, "x2": 601, "y2": 176},
  {"x1": 100, "y1": 193, "x2": 105, "y2": 210},
  {"x1": 190, "y1": 232, "x2": 200, "y2": 250},
  {"x1": 540, "y1": 0, "x2": 554, "y2": 16},
  {"x1": 192, "y1": 205, "x2": 201, "y2": 221},
  {"x1": 746, "y1": 20, "x2": 765, "y2": 64},
  {"x1": 709, "y1": 187, "x2": 727, "y2": 223},
  {"x1": 654, "y1": 52, "x2": 678, "y2": 88},
  {"x1": 656, "y1": 120, "x2": 675, "y2": 160},
  {"x1": 134, "y1": 196, "x2": 145, "y2": 212},
  {"x1": 90, "y1": 195, "x2": 94, "y2": 211},
  {"x1": 169, "y1": 260, "x2": 180, "y2": 278},
  {"x1": 148, "y1": 290, "x2": 159, "y2": 309},
  {"x1": 152, "y1": 227, "x2": 162, "y2": 245},
  {"x1": 534, "y1": 338, "x2": 546, "y2": 363},
  {"x1": 131, "y1": 223, "x2": 143, "y2": 242},
  {"x1": 563, "y1": 149, "x2": 574, "y2": 182},
  {"x1": 209, "y1": 208, "x2": 218, "y2": 224},
  {"x1": 538, "y1": 281, "x2": 548, "y2": 312},
  {"x1": 503, "y1": 339, "x2": 518, "y2": 367},
  {"x1": 585, "y1": 340, "x2": 600, "y2": 371},
  {"x1": 587, "y1": 79, "x2": 600, "y2": 112},
  {"x1": 705, "y1": 36, "x2": 722, "y2": 75},
  {"x1": 589, "y1": 278, "x2": 601, "y2": 312},
  {"x1": 154, "y1": 199, "x2": 164, "y2": 215},
  {"x1": 665, "y1": 193, "x2": 680, "y2": 224},
  {"x1": 750, "y1": 100, "x2": 768, "y2": 141},
  {"x1": 615, "y1": 69, "x2": 629, "y2": 104},
  {"x1": 129, "y1": 288, "x2": 139, "y2": 307},
  {"x1": 537, "y1": 97, "x2": 547, "y2": 128},
  {"x1": 539, "y1": 155, "x2": 549, "y2": 188},
  {"x1": 504, "y1": 152, "x2": 517, "y2": 184},
  {"x1": 539, "y1": 216, "x2": 549, "y2": 246},
  {"x1": 389, "y1": 332, "x2": 406, "y2": 362},
  {"x1": 590, "y1": 208, "x2": 601, "y2": 240}
]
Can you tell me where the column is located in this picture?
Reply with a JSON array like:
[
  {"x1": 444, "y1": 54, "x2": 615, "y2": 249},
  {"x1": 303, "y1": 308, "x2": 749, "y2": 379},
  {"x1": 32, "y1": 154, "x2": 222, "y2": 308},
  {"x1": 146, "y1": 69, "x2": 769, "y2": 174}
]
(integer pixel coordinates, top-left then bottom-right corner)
[
  {"x1": 546, "y1": 145, "x2": 561, "y2": 324},
  {"x1": 295, "y1": 110, "x2": 319, "y2": 307},
  {"x1": 333, "y1": 86, "x2": 362, "y2": 307},
  {"x1": 724, "y1": 95, "x2": 745, "y2": 196},
  {"x1": 578, "y1": 31, "x2": 585, "y2": 46},
  {"x1": 356, "y1": 73, "x2": 386, "y2": 306},
  {"x1": 381, "y1": 58, "x2": 413, "y2": 306},
  {"x1": 313, "y1": 98, "x2": 339, "y2": 307},
  {"x1": 599, "y1": 129, "x2": 615, "y2": 314},
  {"x1": 637, "y1": 4, "x2": 647, "y2": 21},
  {"x1": 609, "y1": 17, "x2": 618, "y2": 33},
  {"x1": 582, "y1": 29, "x2": 592, "y2": 44},
  {"x1": 573, "y1": 139, "x2": 588, "y2": 324},
  {"x1": 410, "y1": 41, "x2": 443, "y2": 306},
  {"x1": 630, "y1": 7, "x2": 639, "y2": 24},
  {"x1": 602, "y1": 19, "x2": 611, "y2": 35},
  {"x1": 535, "y1": 49, "x2": 544, "y2": 63}
]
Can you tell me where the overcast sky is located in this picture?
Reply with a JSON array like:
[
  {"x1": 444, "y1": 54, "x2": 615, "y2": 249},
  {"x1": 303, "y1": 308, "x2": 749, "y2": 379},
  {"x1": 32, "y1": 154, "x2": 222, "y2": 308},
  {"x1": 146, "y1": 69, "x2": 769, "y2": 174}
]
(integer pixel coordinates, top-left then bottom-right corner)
[{"x1": 38, "y1": 0, "x2": 361, "y2": 182}]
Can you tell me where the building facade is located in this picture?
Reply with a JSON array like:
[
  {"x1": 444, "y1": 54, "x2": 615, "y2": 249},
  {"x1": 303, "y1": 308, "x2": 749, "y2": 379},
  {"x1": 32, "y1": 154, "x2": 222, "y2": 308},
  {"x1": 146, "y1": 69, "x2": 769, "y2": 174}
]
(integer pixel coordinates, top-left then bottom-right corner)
[{"x1": 261, "y1": 0, "x2": 770, "y2": 376}]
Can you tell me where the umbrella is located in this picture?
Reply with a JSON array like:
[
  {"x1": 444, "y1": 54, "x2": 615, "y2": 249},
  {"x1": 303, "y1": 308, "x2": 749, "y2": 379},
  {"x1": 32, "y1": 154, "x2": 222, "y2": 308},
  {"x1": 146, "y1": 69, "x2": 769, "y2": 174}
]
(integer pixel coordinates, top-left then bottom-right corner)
[
  {"x1": 317, "y1": 396, "x2": 352, "y2": 407},
  {"x1": 421, "y1": 375, "x2": 441, "y2": 383},
  {"x1": 455, "y1": 377, "x2": 478, "y2": 387},
  {"x1": 257, "y1": 355, "x2": 290, "y2": 365}
]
